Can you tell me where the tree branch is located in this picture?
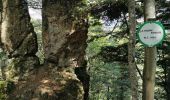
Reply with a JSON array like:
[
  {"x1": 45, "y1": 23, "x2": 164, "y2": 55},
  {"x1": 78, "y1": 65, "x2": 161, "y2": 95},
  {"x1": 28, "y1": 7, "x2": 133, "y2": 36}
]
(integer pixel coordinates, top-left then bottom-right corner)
[{"x1": 136, "y1": 64, "x2": 143, "y2": 79}]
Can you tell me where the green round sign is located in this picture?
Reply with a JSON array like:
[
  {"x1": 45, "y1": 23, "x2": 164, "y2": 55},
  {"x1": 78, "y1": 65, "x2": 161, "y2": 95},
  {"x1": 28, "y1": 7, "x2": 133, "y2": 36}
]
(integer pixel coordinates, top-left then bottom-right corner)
[{"x1": 137, "y1": 21, "x2": 165, "y2": 47}]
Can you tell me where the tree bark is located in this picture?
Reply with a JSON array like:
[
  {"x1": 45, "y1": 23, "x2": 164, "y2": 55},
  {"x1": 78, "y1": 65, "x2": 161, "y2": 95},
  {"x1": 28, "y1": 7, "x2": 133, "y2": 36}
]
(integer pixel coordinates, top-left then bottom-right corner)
[
  {"x1": 0, "y1": 0, "x2": 89, "y2": 99},
  {"x1": 142, "y1": 0, "x2": 157, "y2": 100},
  {"x1": 42, "y1": 0, "x2": 89, "y2": 99},
  {"x1": 0, "y1": 0, "x2": 2, "y2": 47},
  {"x1": 1, "y1": 0, "x2": 39, "y2": 80},
  {"x1": 128, "y1": 0, "x2": 138, "y2": 100},
  {"x1": 0, "y1": 0, "x2": 41, "y2": 99}
]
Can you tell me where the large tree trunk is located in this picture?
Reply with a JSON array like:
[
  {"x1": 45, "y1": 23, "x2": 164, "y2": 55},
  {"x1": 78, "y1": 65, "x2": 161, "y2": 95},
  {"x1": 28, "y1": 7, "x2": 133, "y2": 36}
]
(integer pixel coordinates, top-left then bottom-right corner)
[
  {"x1": 142, "y1": 0, "x2": 157, "y2": 100},
  {"x1": 42, "y1": 0, "x2": 89, "y2": 99},
  {"x1": 0, "y1": 0, "x2": 89, "y2": 99},
  {"x1": 128, "y1": 0, "x2": 138, "y2": 99},
  {"x1": 0, "y1": 0, "x2": 40, "y2": 99},
  {"x1": 1, "y1": 0, "x2": 39, "y2": 80}
]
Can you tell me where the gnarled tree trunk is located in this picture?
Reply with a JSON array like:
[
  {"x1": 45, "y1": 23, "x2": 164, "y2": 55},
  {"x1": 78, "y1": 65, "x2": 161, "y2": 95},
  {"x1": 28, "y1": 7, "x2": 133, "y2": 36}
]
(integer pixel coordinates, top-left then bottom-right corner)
[
  {"x1": 1, "y1": 0, "x2": 39, "y2": 80},
  {"x1": 1, "y1": 0, "x2": 40, "y2": 99},
  {"x1": 0, "y1": 0, "x2": 89, "y2": 99},
  {"x1": 42, "y1": 0, "x2": 89, "y2": 99}
]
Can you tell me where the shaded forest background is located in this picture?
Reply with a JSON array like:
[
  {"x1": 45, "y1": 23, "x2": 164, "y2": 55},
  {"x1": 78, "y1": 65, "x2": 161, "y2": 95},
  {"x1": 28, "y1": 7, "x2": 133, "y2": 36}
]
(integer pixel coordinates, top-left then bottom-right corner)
[{"x1": 0, "y1": 0, "x2": 169, "y2": 100}]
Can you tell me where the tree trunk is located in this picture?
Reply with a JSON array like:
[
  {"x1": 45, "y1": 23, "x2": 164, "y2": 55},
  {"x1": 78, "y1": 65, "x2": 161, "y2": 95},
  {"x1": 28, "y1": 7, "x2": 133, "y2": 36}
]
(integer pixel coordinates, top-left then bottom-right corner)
[
  {"x1": 0, "y1": 0, "x2": 40, "y2": 99},
  {"x1": 0, "y1": 0, "x2": 2, "y2": 47},
  {"x1": 42, "y1": 0, "x2": 89, "y2": 100},
  {"x1": 0, "y1": 0, "x2": 89, "y2": 99},
  {"x1": 75, "y1": 62, "x2": 90, "y2": 100},
  {"x1": 127, "y1": 0, "x2": 138, "y2": 100},
  {"x1": 142, "y1": 0, "x2": 157, "y2": 100},
  {"x1": 1, "y1": 0, "x2": 39, "y2": 80}
]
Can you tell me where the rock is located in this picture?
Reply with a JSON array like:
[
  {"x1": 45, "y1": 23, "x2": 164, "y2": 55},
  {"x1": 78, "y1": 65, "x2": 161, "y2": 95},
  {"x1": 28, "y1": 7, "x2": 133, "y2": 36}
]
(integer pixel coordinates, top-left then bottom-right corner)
[{"x1": 7, "y1": 65, "x2": 84, "y2": 100}]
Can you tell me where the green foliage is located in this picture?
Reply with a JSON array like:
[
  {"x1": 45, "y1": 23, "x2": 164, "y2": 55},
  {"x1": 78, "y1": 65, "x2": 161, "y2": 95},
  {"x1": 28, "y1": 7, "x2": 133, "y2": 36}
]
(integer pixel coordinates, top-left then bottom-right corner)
[
  {"x1": 89, "y1": 0, "x2": 128, "y2": 20},
  {"x1": 0, "y1": 81, "x2": 15, "y2": 100},
  {"x1": 0, "y1": 49, "x2": 7, "y2": 60},
  {"x1": 0, "y1": 81, "x2": 6, "y2": 100},
  {"x1": 87, "y1": 16, "x2": 131, "y2": 99},
  {"x1": 87, "y1": 0, "x2": 170, "y2": 99},
  {"x1": 89, "y1": 58, "x2": 131, "y2": 99},
  {"x1": 5, "y1": 81, "x2": 15, "y2": 94}
]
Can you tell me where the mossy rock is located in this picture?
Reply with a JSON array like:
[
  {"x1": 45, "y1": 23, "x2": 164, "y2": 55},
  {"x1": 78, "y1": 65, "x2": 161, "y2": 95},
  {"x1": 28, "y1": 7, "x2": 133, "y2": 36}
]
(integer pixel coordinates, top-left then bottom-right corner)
[
  {"x1": 4, "y1": 56, "x2": 40, "y2": 81},
  {"x1": 6, "y1": 66, "x2": 84, "y2": 100}
]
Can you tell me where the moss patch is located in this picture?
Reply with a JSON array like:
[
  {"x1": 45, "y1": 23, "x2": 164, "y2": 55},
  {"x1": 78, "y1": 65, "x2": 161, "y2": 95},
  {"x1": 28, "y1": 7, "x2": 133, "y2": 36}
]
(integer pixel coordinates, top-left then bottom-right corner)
[
  {"x1": 0, "y1": 80, "x2": 15, "y2": 100},
  {"x1": 6, "y1": 66, "x2": 84, "y2": 100}
]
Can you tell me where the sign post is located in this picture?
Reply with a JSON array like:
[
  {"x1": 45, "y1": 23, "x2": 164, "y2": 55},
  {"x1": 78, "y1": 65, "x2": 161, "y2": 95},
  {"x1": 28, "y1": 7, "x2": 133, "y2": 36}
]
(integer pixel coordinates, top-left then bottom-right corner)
[
  {"x1": 137, "y1": 21, "x2": 165, "y2": 47},
  {"x1": 138, "y1": 21, "x2": 165, "y2": 100}
]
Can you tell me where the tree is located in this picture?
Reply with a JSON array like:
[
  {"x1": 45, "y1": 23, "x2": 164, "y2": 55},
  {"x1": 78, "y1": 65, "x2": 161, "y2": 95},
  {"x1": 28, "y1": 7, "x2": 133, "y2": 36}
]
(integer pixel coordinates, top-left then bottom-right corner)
[
  {"x1": 0, "y1": 0, "x2": 2, "y2": 47},
  {"x1": 42, "y1": 0, "x2": 89, "y2": 99},
  {"x1": 128, "y1": 0, "x2": 138, "y2": 99},
  {"x1": 156, "y1": 1, "x2": 170, "y2": 99},
  {"x1": 1, "y1": 0, "x2": 39, "y2": 80},
  {"x1": 1, "y1": 0, "x2": 169, "y2": 99},
  {"x1": 142, "y1": 0, "x2": 157, "y2": 100},
  {"x1": 0, "y1": 0, "x2": 89, "y2": 99}
]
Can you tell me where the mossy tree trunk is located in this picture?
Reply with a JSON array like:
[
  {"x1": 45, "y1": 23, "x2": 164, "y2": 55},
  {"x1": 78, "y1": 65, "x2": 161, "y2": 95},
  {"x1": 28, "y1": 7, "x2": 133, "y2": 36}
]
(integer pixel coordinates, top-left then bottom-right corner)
[
  {"x1": 1, "y1": 0, "x2": 39, "y2": 81},
  {"x1": 0, "y1": 0, "x2": 89, "y2": 99},
  {"x1": 42, "y1": 0, "x2": 89, "y2": 99}
]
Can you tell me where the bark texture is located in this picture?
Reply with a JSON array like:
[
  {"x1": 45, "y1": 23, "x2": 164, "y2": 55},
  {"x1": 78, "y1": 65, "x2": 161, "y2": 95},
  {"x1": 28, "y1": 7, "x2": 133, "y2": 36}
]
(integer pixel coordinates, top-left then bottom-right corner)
[
  {"x1": 1, "y1": 0, "x2": 39, "y2": 80},
  {"x1": 143, "y1": 0, "x2": 157, "y2": 100},
  {"x1": 128, "y1": 0, "x2": 138, "y2": 99},
  {"x1": 0, "y1": 0, "x2": 43, "y2": 98},
  {"x1": 42, "y1": 0, "x2": 89, "y2": 100},
  {"x1": 0, "y1": 0, "x2": 89, "y2": 99},
  {"x1": 0, "y1": 0, "x2": 2, "y2": 47},
  {"x1": 42, "y1": 0, "x2": 88, "y2": 66}
]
